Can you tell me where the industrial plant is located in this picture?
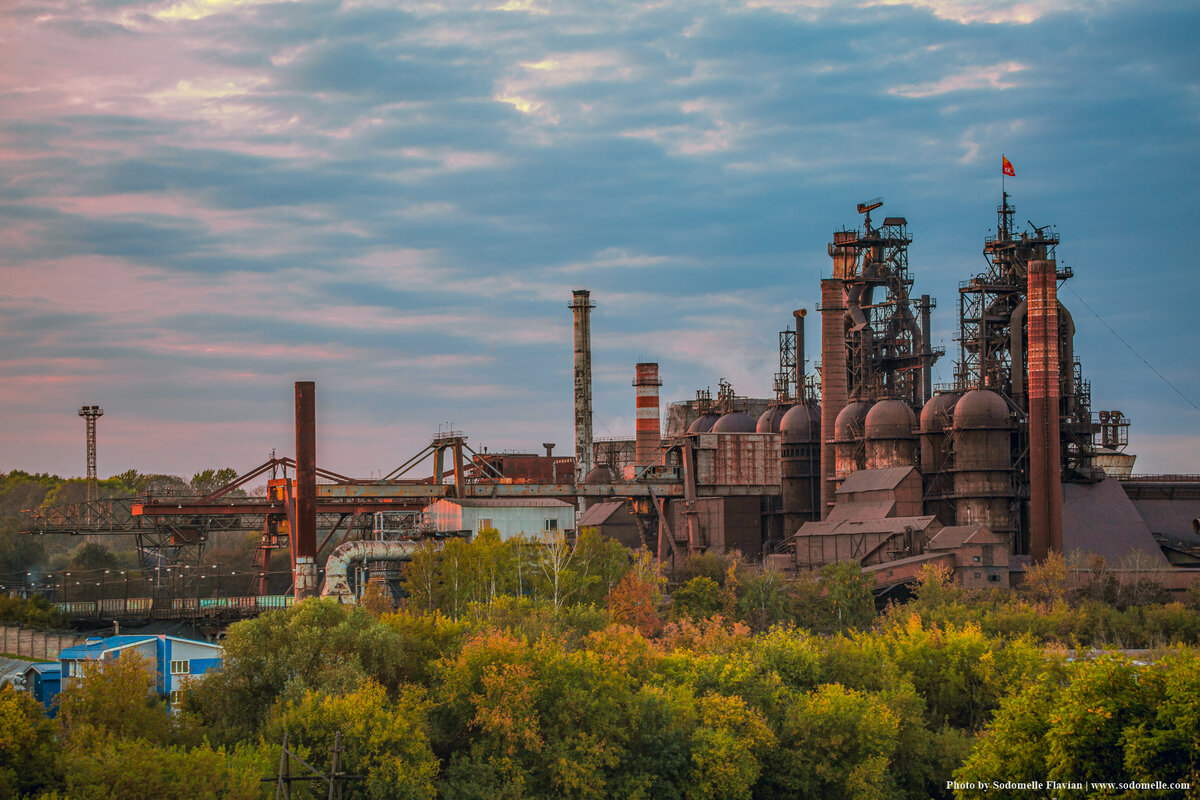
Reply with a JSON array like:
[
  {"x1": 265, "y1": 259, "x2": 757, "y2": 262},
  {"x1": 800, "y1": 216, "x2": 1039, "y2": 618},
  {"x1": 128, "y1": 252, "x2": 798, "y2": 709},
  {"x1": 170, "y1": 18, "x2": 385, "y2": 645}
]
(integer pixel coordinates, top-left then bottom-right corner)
[{"x1": 23, "y1": 193, "x2": 1200, "y2": 615}]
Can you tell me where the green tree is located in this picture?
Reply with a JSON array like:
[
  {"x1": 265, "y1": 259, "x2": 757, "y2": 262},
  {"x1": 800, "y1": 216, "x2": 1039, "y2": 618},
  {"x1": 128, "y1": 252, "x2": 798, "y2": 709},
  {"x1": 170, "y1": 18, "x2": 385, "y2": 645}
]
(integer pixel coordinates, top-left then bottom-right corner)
[
  {"x1": 56, "y1": 649, "x2": 173, "y2": 751},
  {"x1": 672, "y1": 577, "x2": 723, "y2": 621},
  {"x1": 266, "y1": 680, "x2": 438, "y2": 800},
  {"x1": 820, "y1": 562, "x2": 876, "y2": 633},
  {"x1": 0, "y1": 685, "x2": 61, "y2": 798}
]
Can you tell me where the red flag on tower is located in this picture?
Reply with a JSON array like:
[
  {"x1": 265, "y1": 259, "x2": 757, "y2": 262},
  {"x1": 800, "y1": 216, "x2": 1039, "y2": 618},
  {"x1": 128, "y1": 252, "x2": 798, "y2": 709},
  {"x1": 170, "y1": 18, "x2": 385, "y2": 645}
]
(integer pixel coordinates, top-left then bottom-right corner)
[{"x1": 1002, "y1": 156, "x2": 1015, "y2": 177}]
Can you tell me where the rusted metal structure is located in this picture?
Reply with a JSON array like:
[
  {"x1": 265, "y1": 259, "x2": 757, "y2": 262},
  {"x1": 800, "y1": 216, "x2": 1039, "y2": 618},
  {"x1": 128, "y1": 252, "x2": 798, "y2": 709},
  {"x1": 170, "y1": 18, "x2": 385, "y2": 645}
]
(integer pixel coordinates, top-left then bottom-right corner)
[
  {"x1": 820, "y1": 199, "x2": 942, "y2": 517},
  {"x1": 570, "y1": 290, "x2": 595, "y2": 483},
  {"x1": 77, "y1": 405, "x2": 103, "y2": 506},
  {"x1": 952, "y1": 389, "x2": 1018, "y2": 546},
  {"x1": 293, "y1": 382, "x2": 319, "y2": 599}
]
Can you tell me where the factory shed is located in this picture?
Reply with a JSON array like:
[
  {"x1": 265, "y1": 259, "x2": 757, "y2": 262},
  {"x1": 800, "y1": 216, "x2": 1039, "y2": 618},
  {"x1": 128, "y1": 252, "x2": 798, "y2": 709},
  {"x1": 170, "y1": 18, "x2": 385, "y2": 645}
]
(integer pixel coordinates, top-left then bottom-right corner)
[
  {"x1": 56, "y1": 634, "x2": 222, "y2": 709},
  {"x1": 425, "y1": 498, "x2": 576, "y2": 541},
  {"x1": 833, "y1": 467, "x2": 924, "y2": 518},
  {"x1": 22, "y1": 663, "x2": 61, "y2": 716},
  {"x1": 792, "y1": 515, "x2": 941, "y2": 568},
  {"x1": 1062, "y1": 477, "x2": 1170, "y2": 567},
  {"x1": 577, "y1": 500, "x2": 643, "y2": 549},
  {"x1": 926, "y1": 525, "x2": 1010, "y2": 588}
]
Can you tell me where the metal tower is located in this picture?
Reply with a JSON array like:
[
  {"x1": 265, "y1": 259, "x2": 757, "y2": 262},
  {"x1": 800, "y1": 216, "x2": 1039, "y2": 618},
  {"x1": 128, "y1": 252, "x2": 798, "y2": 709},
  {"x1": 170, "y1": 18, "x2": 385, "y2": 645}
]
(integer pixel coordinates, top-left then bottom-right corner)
[{"x1": 78, "y1": 405, "x2": 103, "y2": 503}]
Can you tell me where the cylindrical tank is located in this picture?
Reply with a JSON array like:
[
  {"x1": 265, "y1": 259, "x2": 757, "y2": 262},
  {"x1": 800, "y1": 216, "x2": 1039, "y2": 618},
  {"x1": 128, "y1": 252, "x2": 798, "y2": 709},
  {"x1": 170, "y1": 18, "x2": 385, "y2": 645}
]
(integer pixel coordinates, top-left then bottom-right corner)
[
  {"x1": 711, "y1": 411, "x2": 758, "y2": 433},
  {"x1": 833, "y1": 400, "x2": 872, "y2": 492},
  {"x1": 757, "y1": 404, "x2": 789, "y2": 434},
  {"x1": 864, "y1": 399, "x2": 917, "y2": 470},
  {"x1": 780, "y1": 403, "x2": 820, "y2": 533},
  {"x1": 687, "y1": 412, "x2": 721, "y2": 434},
  {"x1": 952, "y1": 389, "x2": 1016, "y2": 545},
  {"x1": 579, "y1": 463, "x2": 616, "y2": 511},
  {"x1": 919, "y1": 392, "x2": 960, "y2": 524}
]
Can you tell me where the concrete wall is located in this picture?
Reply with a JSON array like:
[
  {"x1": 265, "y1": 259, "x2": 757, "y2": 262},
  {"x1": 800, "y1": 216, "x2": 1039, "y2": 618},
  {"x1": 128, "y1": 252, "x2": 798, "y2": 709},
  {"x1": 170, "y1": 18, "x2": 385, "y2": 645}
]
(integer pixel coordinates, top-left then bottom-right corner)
[{"x1": 0, "y1": 626, "x2": 85, "y2": 661}]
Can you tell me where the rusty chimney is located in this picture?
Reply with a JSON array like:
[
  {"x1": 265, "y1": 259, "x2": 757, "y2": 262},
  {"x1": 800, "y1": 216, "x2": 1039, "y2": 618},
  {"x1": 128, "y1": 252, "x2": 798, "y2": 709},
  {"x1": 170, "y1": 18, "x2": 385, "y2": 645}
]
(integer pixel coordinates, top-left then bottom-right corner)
[
  {"x1": 793, "y1": 309, "x2": 807, "y2": 401},
  {"x1": 294, "y1": 380, "x2": 318, "y2": 599},
  {"x1": 1027, "y1": 260, "x2": 1063, "y2": 560},
  {"x1": 570, "y1": 290, "x2": 595, "y2": 482},
  {"x1": 634, "y1": 362, "x2": 662, "y2": 468},
  {"x1": 819, "y1": 276, "x2": 848, "y2": 519},
  {"x1": 543, "y1": 442, "x2": 555, "y2": 458}
]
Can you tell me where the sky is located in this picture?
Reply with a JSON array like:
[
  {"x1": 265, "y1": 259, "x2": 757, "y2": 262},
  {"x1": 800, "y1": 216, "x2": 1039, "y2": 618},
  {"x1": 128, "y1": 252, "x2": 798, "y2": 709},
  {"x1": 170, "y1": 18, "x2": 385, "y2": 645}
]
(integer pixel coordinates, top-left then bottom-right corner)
[{"x1": 1, "y1": 0, "x2": 1198, "y2": 481}]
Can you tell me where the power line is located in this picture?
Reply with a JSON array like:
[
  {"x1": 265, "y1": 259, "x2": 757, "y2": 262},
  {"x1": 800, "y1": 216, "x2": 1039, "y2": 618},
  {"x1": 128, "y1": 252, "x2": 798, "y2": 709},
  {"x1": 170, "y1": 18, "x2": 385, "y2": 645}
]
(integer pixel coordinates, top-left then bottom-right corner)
[{"x1": 1063, "y1": 282, "x2": 1200, "y2": 413}]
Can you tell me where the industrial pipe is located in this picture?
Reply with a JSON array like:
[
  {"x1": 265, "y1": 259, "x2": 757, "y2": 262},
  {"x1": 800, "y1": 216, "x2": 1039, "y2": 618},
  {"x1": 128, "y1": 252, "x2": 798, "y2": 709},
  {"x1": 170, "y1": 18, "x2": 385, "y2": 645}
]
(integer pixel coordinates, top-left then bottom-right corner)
[{"x1": 321, "y1": 539, "x2": 430, "y2": 601}]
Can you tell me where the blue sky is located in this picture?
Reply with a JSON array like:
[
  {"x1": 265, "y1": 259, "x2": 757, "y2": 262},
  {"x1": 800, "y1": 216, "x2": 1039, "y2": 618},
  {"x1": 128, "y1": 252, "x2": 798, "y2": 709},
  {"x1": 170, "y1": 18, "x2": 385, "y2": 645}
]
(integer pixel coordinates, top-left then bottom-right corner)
[{"x1": 1, "y1": 0, "x2": 1197, "y2": 478}]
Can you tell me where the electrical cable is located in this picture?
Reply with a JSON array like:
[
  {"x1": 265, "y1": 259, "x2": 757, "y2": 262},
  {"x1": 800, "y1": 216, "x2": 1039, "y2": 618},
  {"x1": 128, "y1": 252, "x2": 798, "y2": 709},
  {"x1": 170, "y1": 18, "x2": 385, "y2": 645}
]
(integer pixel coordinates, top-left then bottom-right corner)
[{"x1": 1062, "y1": 282, "x2": 1199, "y2": 413}]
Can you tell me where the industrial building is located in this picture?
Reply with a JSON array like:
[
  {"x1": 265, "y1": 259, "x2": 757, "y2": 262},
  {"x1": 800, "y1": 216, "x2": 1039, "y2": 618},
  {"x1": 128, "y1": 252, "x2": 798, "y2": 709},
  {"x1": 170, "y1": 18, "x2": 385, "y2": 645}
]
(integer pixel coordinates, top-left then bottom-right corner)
[
  {"x1": 48, "y1": 634, "x2": 222, "y2": 709},
  {"x1": 22, "y1": 191, "x2": 1200, "y2": 604}
]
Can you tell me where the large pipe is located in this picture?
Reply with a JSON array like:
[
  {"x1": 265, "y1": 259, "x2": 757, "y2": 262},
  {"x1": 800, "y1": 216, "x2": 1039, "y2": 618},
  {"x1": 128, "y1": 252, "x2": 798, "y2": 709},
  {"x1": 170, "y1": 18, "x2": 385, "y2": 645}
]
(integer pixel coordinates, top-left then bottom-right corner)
[
  {"x1": 321, "y1": 539, "x2": 429, "y2": 601},
  {"x1": 634, "y1": 362, "x2": 662, "y2": 468},
  {"x1": 1027, "y1": 260, "x2": 1063, "y2": 560},
  {"x1": 570, "y1": 290, "x2": 595, "y2": 482},
  {"x1": 294, "y1": 381, "x2": 318, "y2": 599},
  {"x1": 820, "y1": 278, "x2": 848, "y2": 519}
]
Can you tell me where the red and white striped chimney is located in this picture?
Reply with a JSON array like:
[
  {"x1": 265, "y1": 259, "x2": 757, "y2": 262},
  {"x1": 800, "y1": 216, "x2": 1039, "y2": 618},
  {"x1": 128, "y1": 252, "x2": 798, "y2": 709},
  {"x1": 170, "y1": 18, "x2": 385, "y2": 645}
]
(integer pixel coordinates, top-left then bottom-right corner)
[{"x1": 634, "y1": 363, "x2": 662, "y2": 467}]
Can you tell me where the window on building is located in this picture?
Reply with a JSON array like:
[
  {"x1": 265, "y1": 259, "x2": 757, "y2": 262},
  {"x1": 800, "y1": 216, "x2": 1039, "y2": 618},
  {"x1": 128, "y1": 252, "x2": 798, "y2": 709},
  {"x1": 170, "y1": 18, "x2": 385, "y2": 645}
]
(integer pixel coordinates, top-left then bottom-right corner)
[
  {"x1": 170, "y1": 660, "x2": 189, "y2": 675},
  {"x1": 545, "y1": 518, "x2": 558, "y2": 531},
  {"x1": 988, "y1": 574, "x2": 1000, "y2": 583},
  {"x1": 169, "y1": 690, "x2": 181, "y2": 706},
  {"x1": 972, "y1": 555, "x2": 980, "y2": 562},
  {"x1": 973, "y1": 572, "x2": 982, "y2": 579},
  {"x1": 478, "y1": 518, "x2": 493, "y2": 532}
]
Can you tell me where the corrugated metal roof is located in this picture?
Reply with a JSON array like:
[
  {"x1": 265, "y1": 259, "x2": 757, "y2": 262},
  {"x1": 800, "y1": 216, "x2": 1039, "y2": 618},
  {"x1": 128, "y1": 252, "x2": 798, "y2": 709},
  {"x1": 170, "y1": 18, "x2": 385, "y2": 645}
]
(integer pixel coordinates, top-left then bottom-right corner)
[
  {"x1": 826, "y1": 500, "x2": 897, "y2": 523},
  {"x1": 837, "y1": 466, "x2": 917, "y2": 494},
  {"x1": 58, "y1": 635, "x2": 155, "y2": 660},
  {"x1": 795, "y1": 515, "x2": 938, "y2": 539},
  {"x1": 1063, "y1": 476, "x2": 1170, "y2": 566},
  {"x1": 444, "y1": 498, "x2": 574, "y2": 508},
  {"x1": 927, "y1": 525, "x2": 1002, "y2": 550},
  {"x1": 577, "y1": 501, "x2": 626, "y2": 527}
]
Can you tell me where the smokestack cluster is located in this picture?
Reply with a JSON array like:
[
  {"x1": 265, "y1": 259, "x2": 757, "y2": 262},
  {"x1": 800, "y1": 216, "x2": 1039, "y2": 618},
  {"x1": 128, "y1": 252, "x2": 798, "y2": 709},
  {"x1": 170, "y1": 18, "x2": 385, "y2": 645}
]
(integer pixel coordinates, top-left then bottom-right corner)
[
  {"x1": 1027, "y1": 260, "x2": 1063, "y2": 560},
  {"x1": 570, "y1": 290, "x2": 595, "y2": 482},
  {"x1": 634, "y1": 362, "x2": 662, "y2": 467}
]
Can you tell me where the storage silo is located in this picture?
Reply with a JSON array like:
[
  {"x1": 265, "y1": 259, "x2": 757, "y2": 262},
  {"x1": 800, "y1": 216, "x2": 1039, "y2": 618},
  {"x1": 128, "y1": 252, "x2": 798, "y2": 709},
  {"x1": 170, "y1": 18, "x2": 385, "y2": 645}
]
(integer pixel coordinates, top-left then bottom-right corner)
[
  {"x1": 952, "y1": 389, "x2": 1017, "y2": 546},
  {"x1": 863, "y1": 399, "x2": 917, "y2": 470}
]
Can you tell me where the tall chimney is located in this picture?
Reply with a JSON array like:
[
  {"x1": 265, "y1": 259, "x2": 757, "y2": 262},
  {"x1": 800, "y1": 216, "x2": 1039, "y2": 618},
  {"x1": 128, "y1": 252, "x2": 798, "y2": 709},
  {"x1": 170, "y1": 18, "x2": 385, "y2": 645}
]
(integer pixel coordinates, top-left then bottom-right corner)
[
  {"x1": 919, "y1": 294, "x2": 933, "y2": 406},
  {"x1": 634, "y1": 363, "x2": 662, "y2": 467},
  {"x1": 794, "y1": 309, "x2": 806, "y2": 401},
  {"x1": 570, "y1": 290, "x2": 595, "y2": 482},
  {"x1": 294, "y1": 381, "x2": 318, "y2": 599},
  {"x1": 1027, "y1": 260, "x2": 1063, "y2": 560},
  {"x1": 819, "y1": 278, "x2": 848, "y2": 519}
]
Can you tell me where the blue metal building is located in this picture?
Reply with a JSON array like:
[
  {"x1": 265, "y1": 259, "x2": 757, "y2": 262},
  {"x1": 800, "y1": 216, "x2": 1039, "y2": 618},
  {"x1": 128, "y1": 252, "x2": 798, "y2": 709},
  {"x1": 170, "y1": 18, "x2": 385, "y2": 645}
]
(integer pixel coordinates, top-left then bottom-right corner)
[{"x1": 53, "y1": 634, "x2": 222, "y2": 709}]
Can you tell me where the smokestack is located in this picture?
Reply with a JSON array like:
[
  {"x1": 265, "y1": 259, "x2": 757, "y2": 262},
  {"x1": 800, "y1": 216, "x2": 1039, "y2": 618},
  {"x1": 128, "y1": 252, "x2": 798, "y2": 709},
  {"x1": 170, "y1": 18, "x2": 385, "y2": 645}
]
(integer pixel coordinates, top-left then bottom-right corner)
[
  {"x1": 1027, "y1": 260, "x2": 1063, "y2": 560},
  {"x1": 819, "y1": 277, "x2": 847, "y2": 519},
  {"x1": 294, "y1": 381, "x2": 318, "y2": 599},
  {"x1": 634, "y1": 363, "x2": 662, "y2": 467},
  {"x1": 570, "y1": 290, "x2": 595, "y2": 482},
  {"x1": 919, "y1": 294, "x2": 933, "y2": 406},
  {"x1": 793, "y1": 309, "x2": 806, "y2": 401}
]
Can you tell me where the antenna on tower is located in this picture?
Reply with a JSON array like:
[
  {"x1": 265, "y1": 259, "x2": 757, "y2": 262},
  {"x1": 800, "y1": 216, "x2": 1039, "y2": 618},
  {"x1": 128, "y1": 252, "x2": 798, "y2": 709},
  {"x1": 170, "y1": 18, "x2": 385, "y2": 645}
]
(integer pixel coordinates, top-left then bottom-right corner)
[{"x1": 78, "y1": 405, "x2": 104, "y2": 505}]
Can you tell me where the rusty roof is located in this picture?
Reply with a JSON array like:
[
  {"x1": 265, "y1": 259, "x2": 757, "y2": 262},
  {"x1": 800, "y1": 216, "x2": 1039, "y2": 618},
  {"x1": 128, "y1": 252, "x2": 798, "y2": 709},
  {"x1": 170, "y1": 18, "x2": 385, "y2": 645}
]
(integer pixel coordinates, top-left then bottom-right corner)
[
  {"x1": 927, "y1": 525, "x2": 1003, "y2": 550},
  {"x1": 576, "y1": 500, "x2": 629, "y2": 527},
  {"x1": 837, "y1": 466, "x2": 917, "y2": 494}
]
